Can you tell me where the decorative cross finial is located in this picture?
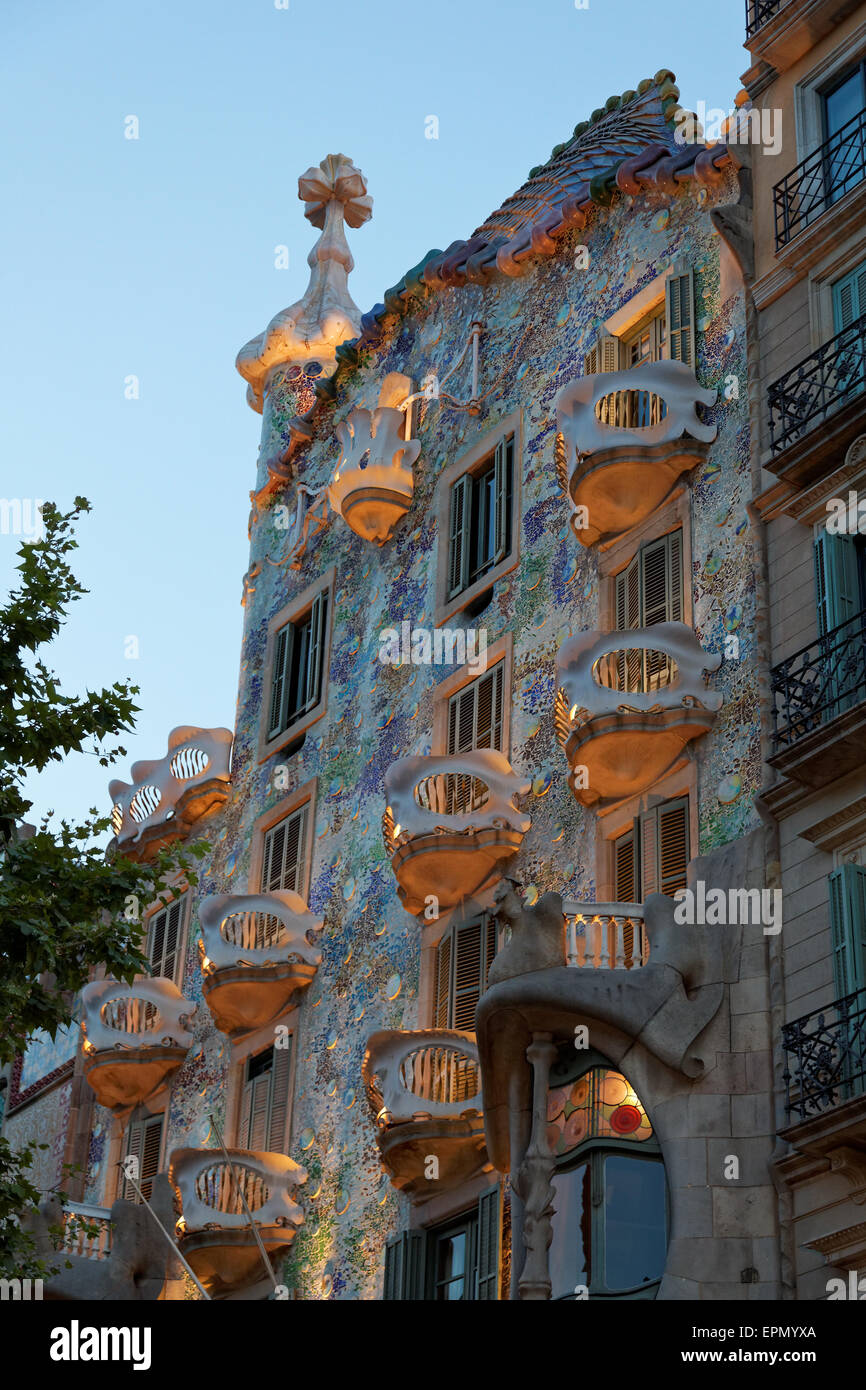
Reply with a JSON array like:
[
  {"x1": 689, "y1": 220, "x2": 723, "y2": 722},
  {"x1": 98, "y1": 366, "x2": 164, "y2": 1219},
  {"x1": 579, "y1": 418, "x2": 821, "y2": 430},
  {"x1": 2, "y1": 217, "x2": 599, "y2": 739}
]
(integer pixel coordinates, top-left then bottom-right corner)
[{"x1": 236, "y1": 154, "x2": 372, "y2": 413}]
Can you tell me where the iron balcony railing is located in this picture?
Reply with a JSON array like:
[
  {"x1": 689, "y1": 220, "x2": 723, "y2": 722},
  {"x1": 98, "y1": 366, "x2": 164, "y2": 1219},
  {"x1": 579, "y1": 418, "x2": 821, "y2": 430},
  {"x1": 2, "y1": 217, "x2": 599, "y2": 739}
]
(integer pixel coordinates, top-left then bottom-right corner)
[
  {"x1": 767, "y1": 311, "x2": 866, "y2": 455},
  {"x1": 774, "y1": 108, "x2": 866, "y2": 249},
  {"x1": 782, "y1": 988, "x2": 866, "y2": 1122},
  {"x1": 771, "y1": 607, "x2": 866, "y2": 751},
  {"x1": 746, "y1": 0, "x2": 783, "y2": 38}
]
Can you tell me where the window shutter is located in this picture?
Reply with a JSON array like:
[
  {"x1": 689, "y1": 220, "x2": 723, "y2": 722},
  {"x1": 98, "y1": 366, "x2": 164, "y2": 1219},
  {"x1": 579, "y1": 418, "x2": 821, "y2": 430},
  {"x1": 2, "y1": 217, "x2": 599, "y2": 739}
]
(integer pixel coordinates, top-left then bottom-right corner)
[
  {"x1": 267, "y1": 1038, "x2": 293, "y2": 1152},
  {"x1": 492, "y1": 438, "x2": 510, "y2": 564},
  {"x1": 615, "y1": 553, "x2": 641, "y2": 691},
  {"x1": 475, "y1": 1186, "x2": 502, "y2": 1300},
  {"x1": 148, "y1": 897, "x2": 185, "y2": 984},
  {"x1": 448, "y1": 474, "x2": 471, "y2": 598},
  {"x1": 641, "y1": 532, "x2": 683, "y2": 690},
  {"x1": 268, "y1": 625, "x2": 292, "y2": 737},
  {"x1": 665, "y1": 266, "x2": 695, "y2": 366},
  {"x1": 474, "y1": 664, "x2": 504, "y2": 752},
  {"x1": 638, "y1": 798, "x2": 689, "y2": 900},
  {"x1": 832, "y1": 260, "x2": 866, "y2": 333},
  {"x1": 303, "y1": 590, "x2": 327, "y2": 713},
  {"x1": 434, "y1": 931, "x2": 452, "y2": 1029},
  {"x1": 614, "y1": 829, "x2": 638, "y2": 903},
  {"x1": 814, "y1": 529, "x2": 859, "y2": 636},
  {"x1": 262, "y1": 804, "x2": 309, "y2": 894},
  {"x1": 451, "y1": 915, "x2": 493, "y2": 1032},
  {"x1": 828, "y1": 864, "x2": 866, "y2": 997},
  {"x1": 584, "y1": 329, "x2": 620, "y2": 375},
  {"x1": 383, "y1": 1230, "x2": 427, "y2": 1300},
  {"x1": 241, "y1": 1055, "x2": 273, "y2": 1151},
  {"x1": 123, "y1": 1114, "x2": 163, "y2": 1203}
]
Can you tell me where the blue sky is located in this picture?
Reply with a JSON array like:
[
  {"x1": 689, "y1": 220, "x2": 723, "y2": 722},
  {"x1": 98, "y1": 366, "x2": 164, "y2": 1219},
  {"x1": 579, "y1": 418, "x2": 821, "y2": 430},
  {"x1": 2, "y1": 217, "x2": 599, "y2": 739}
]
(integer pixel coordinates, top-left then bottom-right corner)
[{"x1": 0, "y1": 0, "x2": 749, "y2": 831}]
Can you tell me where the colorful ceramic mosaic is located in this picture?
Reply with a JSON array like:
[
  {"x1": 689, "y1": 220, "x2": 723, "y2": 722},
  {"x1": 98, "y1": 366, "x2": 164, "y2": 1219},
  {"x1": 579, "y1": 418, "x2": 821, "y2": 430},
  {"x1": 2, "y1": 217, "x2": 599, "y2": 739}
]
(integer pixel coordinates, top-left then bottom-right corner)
[{"x1": 547, "y1": 1068, "x2": 653, "y2": 1156}]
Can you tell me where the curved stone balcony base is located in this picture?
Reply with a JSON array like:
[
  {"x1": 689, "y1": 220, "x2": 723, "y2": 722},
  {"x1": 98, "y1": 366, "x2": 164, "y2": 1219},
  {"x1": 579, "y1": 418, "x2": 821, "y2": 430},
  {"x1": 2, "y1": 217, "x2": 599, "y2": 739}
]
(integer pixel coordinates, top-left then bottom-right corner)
[
  {"x1": 391, "y1": 827, "x2": 524, "y2": 916},
  {"x1": 565, "y1": 707, "x2": 717, "y2": 808},
  {"x1": 178, "y1": 1227, "x2": 296, "y2": 1298},
  {"x1": 338, "y1": 485, "x2": 411, "y2": 545},
  {"x1": 202, "y1": 962, "x2": 317, "y2": 1037},
  {"x1": 83, "y1": 1047, "x2": 188, "y2": 1112},
  {"x1": 376, "y1": 1116, "x2": 489, "y2": 1200},
  {"x1": 569, "y1": 438, "x2": 710, "y2": 548}
]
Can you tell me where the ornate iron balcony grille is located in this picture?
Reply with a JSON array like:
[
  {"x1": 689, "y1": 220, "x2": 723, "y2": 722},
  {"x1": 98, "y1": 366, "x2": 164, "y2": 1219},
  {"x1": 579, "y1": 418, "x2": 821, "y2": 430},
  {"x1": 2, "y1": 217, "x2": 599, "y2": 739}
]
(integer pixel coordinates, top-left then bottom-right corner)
[
  {"x1": 771, "y1": 607, "x2": 866, "y2": 751},
  {"x1": 767, "y1": 311, "x2": 866, "y2": 455},
  {"x1": 782, "y1": 989, "x2": 866, "y2": 1122},
  {"x1": 746, "y1": 0, "x2": 783, "y2": 38},
  {"x1": 774, "y1": 108, "x2": 866, "y2": 249}
]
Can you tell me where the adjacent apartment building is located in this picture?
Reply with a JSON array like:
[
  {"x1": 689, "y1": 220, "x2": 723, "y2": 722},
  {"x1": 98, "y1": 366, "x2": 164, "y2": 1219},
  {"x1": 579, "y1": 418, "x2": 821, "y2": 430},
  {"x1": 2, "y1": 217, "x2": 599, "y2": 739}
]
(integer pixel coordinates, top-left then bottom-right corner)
[
  {"x1": 4, "y1": 36, "x2": 862, "y2": 1299},
  {"x1": 744, "y1": 0, "x2": 866, "y2": 1296}
]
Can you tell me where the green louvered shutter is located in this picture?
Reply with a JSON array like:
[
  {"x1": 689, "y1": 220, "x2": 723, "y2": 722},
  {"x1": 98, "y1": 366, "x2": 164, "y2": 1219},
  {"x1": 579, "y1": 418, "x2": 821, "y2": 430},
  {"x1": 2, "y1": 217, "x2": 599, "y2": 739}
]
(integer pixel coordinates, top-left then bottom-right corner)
[
  {"x1": 814, "y1": 530, "x2": 859, "y2": 637},
  {"x1": 492, "y1": 437, "x2": 511, "y2": 564},
  {"x1": 828, "y1": 865, "x2": 866, "y2": 998},
  {"x1": 147, "y1": 896, "x2": 186, "y2": 984},
  {"x1": 666, "y1": 266, "x2": 695, "y2": 366},
  {"x1": 383, "y1": 1230, "x2": 427, "y2": 1300},
  {"x1": 475, "y1": 1187, "x2": 502, "y2": 1300},
  {"x1": 832, "y1": 260, "x2": 866, "y2": 333},
  {"x1": 448, "y1": 473, "x2": 472, "y2": 598},
  {"x1": 268, "y1": 625, "x2": 292, "y2": 737},
  {"x1": 302, "y1": 590, "x2": 327, "y2": 712}
]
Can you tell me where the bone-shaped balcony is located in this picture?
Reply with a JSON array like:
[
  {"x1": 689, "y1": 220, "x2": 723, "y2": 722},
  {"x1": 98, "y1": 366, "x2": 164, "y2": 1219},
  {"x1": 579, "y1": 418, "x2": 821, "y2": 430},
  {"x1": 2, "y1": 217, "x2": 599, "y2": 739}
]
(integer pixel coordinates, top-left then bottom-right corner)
[
  {"x1": 555, "y1": 361, "x2": 717, "y2": 547},
  {"x1": 80, "y1": 978, "x2": 196, "y2": 1110},
  {"x1": 382, "y1": 750, "x2": 531, "y2": 915},
  {"x1": 109, "y1": 725, "x2": 232, "y2": 860},
  {"x1": 169, "y1": 1148, "x2": 307, "y2": 1297},
  {"x1": 362, "y1": 1029, "x2": 488, "y2": 1197},
  {"x1": 555, "y1": 622, "x2": 722, "y2": 808},
  {"x1": 328, "y1": 375, "x2": 420, "y2": 544},
  {"x1": 198, "y1": 891, "x2": 324, "y2": 1037}
]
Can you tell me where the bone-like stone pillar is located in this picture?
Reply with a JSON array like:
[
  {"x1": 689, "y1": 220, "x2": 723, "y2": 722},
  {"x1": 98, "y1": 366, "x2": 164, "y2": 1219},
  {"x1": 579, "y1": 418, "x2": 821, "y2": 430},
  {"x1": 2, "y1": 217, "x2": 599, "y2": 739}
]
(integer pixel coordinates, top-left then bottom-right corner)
[{"x1": 515, "y1": 1032, "x2": 557, "y2": 1300}]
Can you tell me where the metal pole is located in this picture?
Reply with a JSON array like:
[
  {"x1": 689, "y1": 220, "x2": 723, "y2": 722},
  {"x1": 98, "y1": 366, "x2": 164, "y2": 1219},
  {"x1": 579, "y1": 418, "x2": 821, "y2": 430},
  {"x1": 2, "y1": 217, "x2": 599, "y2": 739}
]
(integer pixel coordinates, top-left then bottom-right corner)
[{"x1": 208, "y1": 1113, "x2": 279, "y2": 1292}]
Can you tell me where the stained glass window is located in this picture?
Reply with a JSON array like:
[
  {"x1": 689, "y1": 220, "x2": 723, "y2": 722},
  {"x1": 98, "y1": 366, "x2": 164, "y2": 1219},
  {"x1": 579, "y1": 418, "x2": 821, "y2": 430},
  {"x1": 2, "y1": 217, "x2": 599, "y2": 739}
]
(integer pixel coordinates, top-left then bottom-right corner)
[{"x1": 547, "y1": 1067, "x2": 653, "y2": 1157}]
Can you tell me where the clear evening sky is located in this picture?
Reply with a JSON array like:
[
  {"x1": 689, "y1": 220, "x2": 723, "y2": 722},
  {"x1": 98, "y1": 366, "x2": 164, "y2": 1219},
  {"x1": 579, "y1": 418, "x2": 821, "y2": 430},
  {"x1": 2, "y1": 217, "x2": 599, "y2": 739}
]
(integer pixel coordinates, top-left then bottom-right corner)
[{"x1": 1, "y1": 0, "x2": 748, "y2": 832}]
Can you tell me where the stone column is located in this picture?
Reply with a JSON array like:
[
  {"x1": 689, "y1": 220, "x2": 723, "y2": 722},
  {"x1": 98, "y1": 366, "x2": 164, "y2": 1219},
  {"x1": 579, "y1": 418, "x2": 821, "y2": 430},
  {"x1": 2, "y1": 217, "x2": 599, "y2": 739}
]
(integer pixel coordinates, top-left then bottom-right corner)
[{"x1": 515, "y1": 1032, "x2": 557, "y2": 1300}]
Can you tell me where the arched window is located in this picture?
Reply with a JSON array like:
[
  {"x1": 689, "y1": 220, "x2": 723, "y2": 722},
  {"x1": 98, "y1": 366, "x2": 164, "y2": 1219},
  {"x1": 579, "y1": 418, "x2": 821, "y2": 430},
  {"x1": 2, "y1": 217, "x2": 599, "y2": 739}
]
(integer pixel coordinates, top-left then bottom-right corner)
[{"x1": 547, "y1": 1061, "x2": 667, "y2": 1299}]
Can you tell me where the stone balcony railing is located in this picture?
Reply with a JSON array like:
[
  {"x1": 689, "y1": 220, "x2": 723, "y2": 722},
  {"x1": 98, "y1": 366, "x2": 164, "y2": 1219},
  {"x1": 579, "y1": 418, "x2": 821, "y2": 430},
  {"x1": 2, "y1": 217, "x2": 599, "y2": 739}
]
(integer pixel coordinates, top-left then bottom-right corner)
[
  {"x1": 198, "y1": 890, "x2": 324, "y2": 1036},
  {"x1": 555, "y1": 360, "x2": 716, "y2": 547},
  {"x1": 109, "y1": 725, "x2": 232, "y2": 859},
  {"x1": 382, "y1": 750, "x2": 531, "y2": 915},
  {"x1": 362, "y1": 1030, "x2": 488, "y2": 1198},
  {"x1": 80, "y1": 977, "x2": 196, "y2": 1110},
  {"x1": 562, "y1": 901, "x2": 647, "y2": 970},
  {"x1": 170, "y1": 1147, "x2": 307, "y2": 1296},
  {"x1": 61, "y1": 1201, "x2": 113, "y2": 1262},
  {"x1": 555, "y1": 622, "x2": 722, "y2": 808}
]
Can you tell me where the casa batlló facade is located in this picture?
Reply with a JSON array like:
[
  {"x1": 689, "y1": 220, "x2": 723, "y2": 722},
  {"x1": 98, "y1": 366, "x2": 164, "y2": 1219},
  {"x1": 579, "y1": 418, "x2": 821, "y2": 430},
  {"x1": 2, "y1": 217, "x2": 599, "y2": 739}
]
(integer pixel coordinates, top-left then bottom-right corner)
[{"x1": 5, "y1": 39, "x2": 862, "y2": 1303}]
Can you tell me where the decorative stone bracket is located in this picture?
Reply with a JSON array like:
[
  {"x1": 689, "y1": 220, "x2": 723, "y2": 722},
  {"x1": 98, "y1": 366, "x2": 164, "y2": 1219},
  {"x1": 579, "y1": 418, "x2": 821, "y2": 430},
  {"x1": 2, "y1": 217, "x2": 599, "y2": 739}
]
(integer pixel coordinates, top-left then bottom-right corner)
[{"x1": 328, "y1": 373, "x2": 420, "y2": 544}]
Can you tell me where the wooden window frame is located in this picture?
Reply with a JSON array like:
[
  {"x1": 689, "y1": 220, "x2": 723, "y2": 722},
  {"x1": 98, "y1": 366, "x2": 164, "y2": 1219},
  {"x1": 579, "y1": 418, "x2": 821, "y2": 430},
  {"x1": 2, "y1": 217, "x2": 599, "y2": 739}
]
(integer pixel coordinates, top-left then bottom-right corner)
[
  {"x1": 258, "y1": 568, "x2": 335, "y2": 764},
  {"x1": 435, "y1": 414, "x2": 522, "y2": 627},
  {"x1": 248, "y1": 778, "x2": 317, "y2": 899}
]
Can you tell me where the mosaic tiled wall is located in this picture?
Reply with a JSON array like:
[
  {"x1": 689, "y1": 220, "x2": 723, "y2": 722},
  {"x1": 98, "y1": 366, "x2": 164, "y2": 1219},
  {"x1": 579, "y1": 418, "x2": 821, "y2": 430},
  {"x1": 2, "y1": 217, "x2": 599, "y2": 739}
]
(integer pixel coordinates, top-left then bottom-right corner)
[{"x1": 69, "y1": 163, "x2": 756, "y2": 1297}]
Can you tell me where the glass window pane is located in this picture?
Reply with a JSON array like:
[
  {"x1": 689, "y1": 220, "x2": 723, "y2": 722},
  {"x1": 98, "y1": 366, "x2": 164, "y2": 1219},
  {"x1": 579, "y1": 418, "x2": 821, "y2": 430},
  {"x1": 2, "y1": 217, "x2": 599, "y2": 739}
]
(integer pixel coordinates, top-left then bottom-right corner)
[
  {"x1": 435, "y1": 1231, "x2": 467, "y2": 1300},
  {"x1": 603, "y1": 1155, "x2": 666, "y2": 1291},
  {"x1": 825, "y1": 71, "x2": 864, "y2": 140},
  {"x1": 549, "y1": 1161, "x2": 591, "y2": 1298}
]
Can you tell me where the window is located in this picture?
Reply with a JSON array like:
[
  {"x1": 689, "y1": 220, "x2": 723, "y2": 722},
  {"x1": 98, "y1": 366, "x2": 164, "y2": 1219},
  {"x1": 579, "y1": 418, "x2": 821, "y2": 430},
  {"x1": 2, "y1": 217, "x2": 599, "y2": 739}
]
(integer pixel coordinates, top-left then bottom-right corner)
[
  {"x1": 267, "y1": 589, "x2": 328, "y2": 741},
  {"x1": 434, "y1": 914, "x2": 498, "y2": 1031},
  {"x1": 584, "y1": 268, "x2": 694, "y2": 378},
  {"x1": 548, "y1": 1065, "x2": 667, "y2": 1300},
  {"x1": 440, "y1": 661, "x2": 505, "y2": 815},
  {"x1": 828, "y1": 864, "x2": 866, "y2": 998},
  {"x1": 612, "y1": 530, "x2": 683, "y2": 693},
  {"x1": 261, "y1": 804, "x2": 309, "y2": 895},
  {"x1": 146, "y1": 896, "x2": 186, "y2": 985},
  {"x1": 383, "y1": 1188, "x2": 501, "y2": 1300},
  {"x1": 447, "y1": 436, "x2": 513, "y2": 600},
  {"x1": 121, "y1": 1113, "x2": 163, "y2": 1203},
  {"x1": 814, "y1": 528, "x2": 866, "y2": 717},
  {"x1": 822, "y1": 62, "x2": 866, "y2": 206},
  {"x1": 238, "y1": 1042, "x2": 292, "y2": 1152},
  {"x1": 614, "y1": 796, "x2": 690, "y2": 901}
]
